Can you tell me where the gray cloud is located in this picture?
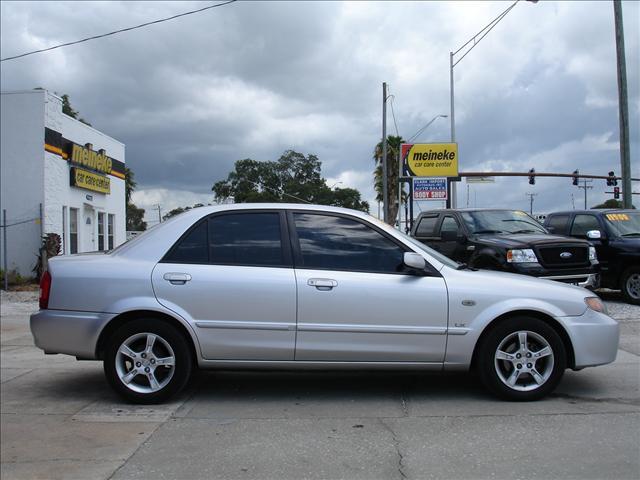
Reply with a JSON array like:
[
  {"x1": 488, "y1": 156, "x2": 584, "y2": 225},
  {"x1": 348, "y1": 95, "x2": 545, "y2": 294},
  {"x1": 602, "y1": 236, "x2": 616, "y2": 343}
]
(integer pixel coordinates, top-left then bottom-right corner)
[{"x1": 1, "y1": 0, "x2": 638, "y2": 218}]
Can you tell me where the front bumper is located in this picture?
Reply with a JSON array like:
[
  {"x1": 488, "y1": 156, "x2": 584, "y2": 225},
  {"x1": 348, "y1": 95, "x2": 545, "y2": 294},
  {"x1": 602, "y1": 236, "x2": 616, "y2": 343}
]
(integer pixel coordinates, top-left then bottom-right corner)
[
  {"x1": 561, "y1": 308, "x2": 619, "y2": 369},
  {"x1": 30, "y1": 309, "x2": 115, "y2": 359},
  {"x1": 540, "y1": 273, "x2": 600, "y2": 289}
]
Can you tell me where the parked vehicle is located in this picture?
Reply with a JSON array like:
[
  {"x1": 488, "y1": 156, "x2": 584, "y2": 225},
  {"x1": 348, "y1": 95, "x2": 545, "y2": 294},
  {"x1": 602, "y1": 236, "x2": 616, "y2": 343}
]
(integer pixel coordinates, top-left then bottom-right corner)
[
  {"x1": 544, "y1": 210, "x2": 640, "y2": 305},
  {"x1": 31, "y1": 204, "x2": 618, "y2": 403},
  {"x1": 411, "y1": 209, "x2": 599, "y2": 288}
]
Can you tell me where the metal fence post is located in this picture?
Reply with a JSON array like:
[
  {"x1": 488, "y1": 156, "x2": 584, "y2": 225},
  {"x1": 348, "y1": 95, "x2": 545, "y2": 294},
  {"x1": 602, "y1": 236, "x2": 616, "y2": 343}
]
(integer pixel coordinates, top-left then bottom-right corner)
[{"x1": 3, "y1": 209, "x2": 7, "y2": 291}]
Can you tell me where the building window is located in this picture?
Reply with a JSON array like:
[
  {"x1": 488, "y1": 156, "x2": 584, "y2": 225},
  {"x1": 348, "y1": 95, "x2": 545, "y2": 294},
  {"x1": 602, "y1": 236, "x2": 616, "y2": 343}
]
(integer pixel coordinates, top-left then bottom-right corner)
[
  {"x1": 98, "y1": 212, "x2": 105, "y2": 251},
  {"x1": 62, "y1": 206, "x2": 68, "y2": 254},
  {"x1": 108, "y1": 214, "x2": 114, "y2": 250},
  {"x1": 69, "y1": 208, "x2": 78, "y2": 254}
]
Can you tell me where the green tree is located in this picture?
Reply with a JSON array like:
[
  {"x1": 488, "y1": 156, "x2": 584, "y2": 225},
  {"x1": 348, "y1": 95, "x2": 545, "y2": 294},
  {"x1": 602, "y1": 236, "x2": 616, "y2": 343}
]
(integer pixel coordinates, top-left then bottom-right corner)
[
  {"x1": 373, "y1": 135, "x2": 406, "y2": 224},
  {"x1": 126, "y1": 204, "x2": 147, "y2": 231},
  {"x1": 125, "y1": 167, "x2": 136, "y2": 205},
  {"x1": 60, "y1": 93, "x2": 92, "y2": 126},
  {"x1": 592, "y1": 199, "x2": 635, "y2": 209},
  {"x1": 162, "y1": 203, "x2": 206, "y2": 221},
  {"x1": 212, "y1": 151, "x2": 369, "y2": 212}
]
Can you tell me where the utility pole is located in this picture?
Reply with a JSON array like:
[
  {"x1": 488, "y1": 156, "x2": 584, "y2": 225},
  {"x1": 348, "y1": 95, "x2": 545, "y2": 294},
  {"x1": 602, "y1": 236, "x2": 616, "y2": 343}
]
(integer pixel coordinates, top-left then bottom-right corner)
[
  {"x1": 614, "y1": 0, "x2": 632, "y2": 209},
  {"x1": 156, "y1": 204, "x2": 162, "y2": 223},
  {"x1": 577, "y1": 179, "x2": 593, "y2": 209},
  {"x1": 526, "y1": 193, "x2": 538, "y2": 215},
  {"x1": 382, "y1": 82, "x2": 389, "y2": 224}
]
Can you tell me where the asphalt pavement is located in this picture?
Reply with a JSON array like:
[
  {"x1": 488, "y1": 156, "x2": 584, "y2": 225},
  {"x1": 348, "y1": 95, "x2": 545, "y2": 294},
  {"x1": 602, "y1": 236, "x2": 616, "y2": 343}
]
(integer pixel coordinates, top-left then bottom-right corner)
[{"x1": 1, "y1": 290, "x2": 638, "y2": 480}]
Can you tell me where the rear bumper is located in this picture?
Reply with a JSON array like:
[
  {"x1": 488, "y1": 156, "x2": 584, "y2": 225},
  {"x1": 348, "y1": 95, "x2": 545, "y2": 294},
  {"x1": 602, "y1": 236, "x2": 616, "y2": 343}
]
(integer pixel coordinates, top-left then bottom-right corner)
[{"x1": 30, "y1": 309, "x2": 115, "y2": 359}]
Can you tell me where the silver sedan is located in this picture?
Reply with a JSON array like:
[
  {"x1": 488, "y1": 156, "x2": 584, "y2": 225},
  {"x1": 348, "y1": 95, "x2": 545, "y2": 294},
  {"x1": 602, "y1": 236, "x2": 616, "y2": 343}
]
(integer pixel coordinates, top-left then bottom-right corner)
[{"x1": 30, "y1": 204, "x2": 619, "y2": 403}]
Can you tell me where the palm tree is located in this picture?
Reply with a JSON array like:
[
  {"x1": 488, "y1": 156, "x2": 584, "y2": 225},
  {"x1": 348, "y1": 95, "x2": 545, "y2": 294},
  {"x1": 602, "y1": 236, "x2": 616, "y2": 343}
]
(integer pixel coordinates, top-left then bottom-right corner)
[
  {"x1": 373, "y1": 135, "x2": 407, "y2": 224},
  {"x1": 125, "y1": 167, "x2": 136, "y2": 205}
]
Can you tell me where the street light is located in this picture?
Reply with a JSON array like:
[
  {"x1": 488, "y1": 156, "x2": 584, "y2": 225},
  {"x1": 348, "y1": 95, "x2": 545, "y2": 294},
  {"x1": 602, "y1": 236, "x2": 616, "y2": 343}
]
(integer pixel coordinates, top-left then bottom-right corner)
[
  {"x1": 407, "y1": 114, "x2": 448, "y2": 143},
  {"x1": 400, "y1": 114, "x2": 448, "y2": 231},
  {"x1": 449, "y1": 0, "x2": 537, "y2": 208}
]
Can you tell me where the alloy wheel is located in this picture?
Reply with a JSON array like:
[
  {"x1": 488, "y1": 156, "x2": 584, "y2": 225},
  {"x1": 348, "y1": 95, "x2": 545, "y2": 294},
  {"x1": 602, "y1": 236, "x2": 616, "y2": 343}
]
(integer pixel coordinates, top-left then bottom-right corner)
[{"x1": 494, "y1": 330, "x2": 554, "y2": 392}]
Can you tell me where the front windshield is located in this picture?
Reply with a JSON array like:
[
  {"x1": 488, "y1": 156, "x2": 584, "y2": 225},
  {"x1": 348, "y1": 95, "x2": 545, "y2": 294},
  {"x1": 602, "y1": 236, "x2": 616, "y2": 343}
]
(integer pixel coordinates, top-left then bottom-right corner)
[
  {"x1": 603, "y1": 212, "x2": 640, "y2": 237},
  {"x1": 460, "y1": 210, "x2": 547, "y2": 235}
]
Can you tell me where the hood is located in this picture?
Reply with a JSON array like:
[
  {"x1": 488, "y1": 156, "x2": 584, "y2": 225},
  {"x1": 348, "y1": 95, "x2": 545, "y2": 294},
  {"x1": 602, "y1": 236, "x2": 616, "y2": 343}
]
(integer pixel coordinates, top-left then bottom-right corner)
[{"x1": 474, "y1": 233, "x2": 590, "y2": 249}]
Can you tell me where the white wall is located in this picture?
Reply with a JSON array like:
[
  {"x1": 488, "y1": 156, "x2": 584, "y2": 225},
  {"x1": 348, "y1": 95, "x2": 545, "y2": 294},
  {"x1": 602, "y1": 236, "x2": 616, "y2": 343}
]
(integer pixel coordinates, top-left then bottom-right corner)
[
  {"x1": 0, "y1": 90, "x2": 45, "y2": 278},
  {"x1": 44, "y1": 92, "x2": 126, "y2": 254}
]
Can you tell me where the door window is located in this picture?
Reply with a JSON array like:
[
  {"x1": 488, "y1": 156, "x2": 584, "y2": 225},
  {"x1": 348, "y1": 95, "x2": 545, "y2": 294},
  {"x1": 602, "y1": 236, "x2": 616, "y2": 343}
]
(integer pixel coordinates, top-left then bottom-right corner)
[
  {"x1": 293, "y1": 213, "x2": 405, "y2": 273},
  {"x1": 163, "y1": 212, "x2": 286, "y2": 266},
  {"x1": 98, "y1": 212, "x2": 105, "y2": 251},
  {"x1": 570, "y1": 215, "x2": 600, "y2": 237},
  {"x1": 69, "y1": 208, "x2": 78, "y2": 254},
  {"x1": 415, "y1": 215, "x2": 438, "y2": 236},
  {"x1": 439, "y1": 216, "x2": 459, "y2": 235},
  {"x1": 208, "y1": 213, "x2": 284, "y2": 266},
  {"x1": 108, "y1": 214, "x2": 115, "y2": 249},
  {"x1": 547, "y1": 214, "x2": 569, "y2": 234}
]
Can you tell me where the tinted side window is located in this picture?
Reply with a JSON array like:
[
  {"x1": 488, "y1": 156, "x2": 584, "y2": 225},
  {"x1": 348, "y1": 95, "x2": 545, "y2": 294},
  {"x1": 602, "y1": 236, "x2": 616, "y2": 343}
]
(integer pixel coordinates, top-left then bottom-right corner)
[
  {"x1": 440, "y1": 216, "x2": 459, "y2": 234},
  {"x1": 164, "y1": 220, "x2": 208, "y2": 264},
  {"x1": 415, "y1": 215, "x2": 438, "y2": 236},
  {"x1": 294, "y1": 213, "x2": 405, "y2": 273},
  {"x1": 209, "y1": 213, "x2": 284, "y2": 266},
  {"x1": 546, "y1": 215, "x2": 569, "y2": 234},
  {"x1": 570, "y1": 215, "x2": 600, "y2": 237}
]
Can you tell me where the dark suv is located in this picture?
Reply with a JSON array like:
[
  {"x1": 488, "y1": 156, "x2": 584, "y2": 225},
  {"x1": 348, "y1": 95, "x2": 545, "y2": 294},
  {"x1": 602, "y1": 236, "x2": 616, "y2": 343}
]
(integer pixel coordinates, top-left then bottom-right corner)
[
  {"x1": 411, "y1": 209, "x2": 599, "y2": 288},
  {"x1": 544, "y1": 209, "x2": 639, "y2": 304}
]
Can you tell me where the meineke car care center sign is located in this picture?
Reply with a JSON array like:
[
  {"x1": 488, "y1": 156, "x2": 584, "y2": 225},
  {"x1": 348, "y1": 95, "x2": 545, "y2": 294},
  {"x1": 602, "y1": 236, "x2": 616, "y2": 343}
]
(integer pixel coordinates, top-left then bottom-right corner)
[{"x1": 402, "y1": 143, "x2": 458, "y2": 178}]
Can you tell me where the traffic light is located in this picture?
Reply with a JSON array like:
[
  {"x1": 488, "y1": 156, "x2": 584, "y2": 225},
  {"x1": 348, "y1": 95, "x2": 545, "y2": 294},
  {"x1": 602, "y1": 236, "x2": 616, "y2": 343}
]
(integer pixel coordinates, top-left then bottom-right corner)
[
  {"x1": 614, "y1": 187, "x2": 620, "y2": 199},
  {"x1": 573, "y1": 169, "x2": 579, "y2": 186},
  {"x1": 528, "y1": 168, "x2": 535, "y2": 185},
  {"x1": 607, "y1": 171, "x2": 618, "y2": 186}
]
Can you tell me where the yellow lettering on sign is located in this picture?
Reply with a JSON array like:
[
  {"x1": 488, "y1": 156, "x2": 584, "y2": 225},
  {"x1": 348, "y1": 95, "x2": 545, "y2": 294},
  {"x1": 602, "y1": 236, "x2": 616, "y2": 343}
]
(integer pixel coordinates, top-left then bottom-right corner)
[
  {"x1": 69, "y1": 144, "x2": 112, "y2": 174},
  {"x1": 405, "y1": 143, "x2": 458, "y2": 177},
  {"x1": 71, "y1": 167, "x2": 111, "y2": 194},
  {"x1": 606, "y1": 213, "x2": 629, "y2": 221}
]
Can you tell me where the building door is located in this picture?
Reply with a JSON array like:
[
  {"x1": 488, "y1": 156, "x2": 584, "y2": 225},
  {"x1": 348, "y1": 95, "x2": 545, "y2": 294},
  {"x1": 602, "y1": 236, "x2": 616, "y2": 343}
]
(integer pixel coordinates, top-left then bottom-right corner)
[{"x1": 82, "y1": 205, "x2": 96, "y2": 252}]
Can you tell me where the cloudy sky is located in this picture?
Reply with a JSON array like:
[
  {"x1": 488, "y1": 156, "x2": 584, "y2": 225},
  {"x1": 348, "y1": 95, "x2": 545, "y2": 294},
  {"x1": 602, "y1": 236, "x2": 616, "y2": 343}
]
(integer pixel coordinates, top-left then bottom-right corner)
[{"x1": 1, "y1": 1, "x2": 638, "y2": 224}]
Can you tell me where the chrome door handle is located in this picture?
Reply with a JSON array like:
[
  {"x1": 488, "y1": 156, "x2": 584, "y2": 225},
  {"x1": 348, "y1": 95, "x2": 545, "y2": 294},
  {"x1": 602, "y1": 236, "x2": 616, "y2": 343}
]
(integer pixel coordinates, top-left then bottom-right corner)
[
  {"x1": 307, "y1": 278, "x2": 338, "y2": 290},
  {"x1": 163, "y1": 273, "x2": 192, "y2": 285}
]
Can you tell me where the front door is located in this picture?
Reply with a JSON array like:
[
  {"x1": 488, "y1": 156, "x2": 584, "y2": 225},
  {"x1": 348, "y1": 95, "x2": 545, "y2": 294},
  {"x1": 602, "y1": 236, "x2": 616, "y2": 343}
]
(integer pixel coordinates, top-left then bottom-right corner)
[
  {"x1": 82, "y1": 205, "x2": 96, "y2": 252},
  {"x1": 152, "y1": 211, "x2": 297, "y2": 360},
  {"x1": 290, "y1": 211, "x2": 448, "y2": 363}
]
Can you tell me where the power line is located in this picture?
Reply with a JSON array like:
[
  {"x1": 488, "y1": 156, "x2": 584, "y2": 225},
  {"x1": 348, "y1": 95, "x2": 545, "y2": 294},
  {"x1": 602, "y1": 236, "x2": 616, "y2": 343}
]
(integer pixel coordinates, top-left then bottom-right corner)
[
  {"x1": 1, "y1": 0, "x2": 237, "y2": 62},
  {"x1": 388, "y1": 94, "x2": 400, "y2": 137}
]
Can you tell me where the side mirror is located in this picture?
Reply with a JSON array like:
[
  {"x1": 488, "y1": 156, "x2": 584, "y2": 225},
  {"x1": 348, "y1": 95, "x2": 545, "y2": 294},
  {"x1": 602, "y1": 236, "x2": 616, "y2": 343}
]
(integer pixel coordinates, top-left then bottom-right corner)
[
  {"x1": 586, "y1": 230, "x2": 602, "y2": 240},
  {"x1": 404, "y1": 252, "x2": 426, "y2": 271},
  {"x1": 546, "y1": 226, "x2": 556, "y2": 233}
]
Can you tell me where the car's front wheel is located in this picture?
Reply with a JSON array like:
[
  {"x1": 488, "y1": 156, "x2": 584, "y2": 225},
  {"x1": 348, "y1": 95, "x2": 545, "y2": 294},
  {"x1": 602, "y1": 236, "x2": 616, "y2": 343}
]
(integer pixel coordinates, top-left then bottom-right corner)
[
  {"x1": 621, "y1": 267, "x2": 640, "y2": 305},
  {"x1": 477, "y1": 317, "x2": 566, "y2": 401},
  {"x1": 104, "y1": 319, "x2": 192, "y2": 404}
]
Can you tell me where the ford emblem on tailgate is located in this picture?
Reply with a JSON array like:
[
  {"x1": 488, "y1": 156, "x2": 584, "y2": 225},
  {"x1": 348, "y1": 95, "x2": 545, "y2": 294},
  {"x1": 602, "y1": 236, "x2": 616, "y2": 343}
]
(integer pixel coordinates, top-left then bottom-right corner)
[{"x1": 560, "y1": 251, "x2": 573, "y2": 259}]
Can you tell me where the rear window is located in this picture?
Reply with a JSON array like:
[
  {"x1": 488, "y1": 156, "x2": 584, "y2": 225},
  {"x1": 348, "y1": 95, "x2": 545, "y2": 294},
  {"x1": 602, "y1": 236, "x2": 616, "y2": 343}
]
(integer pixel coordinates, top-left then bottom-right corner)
[{"x1": 546, "y1": 215, "x2": 569, "y2": 235}]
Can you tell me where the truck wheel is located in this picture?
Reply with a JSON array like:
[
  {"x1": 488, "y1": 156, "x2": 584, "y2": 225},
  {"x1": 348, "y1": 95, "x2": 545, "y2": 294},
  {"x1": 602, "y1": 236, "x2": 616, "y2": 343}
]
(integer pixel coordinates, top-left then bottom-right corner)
[
  {"x1": 104, "y1": 318, "x2": 192, "y2": 404},
  {"x1": 477, "y1": 317, "x2": 566, "y2": 401},
  {"x1": 621, "y1": 267, "x2": 640, "y2": 305}
]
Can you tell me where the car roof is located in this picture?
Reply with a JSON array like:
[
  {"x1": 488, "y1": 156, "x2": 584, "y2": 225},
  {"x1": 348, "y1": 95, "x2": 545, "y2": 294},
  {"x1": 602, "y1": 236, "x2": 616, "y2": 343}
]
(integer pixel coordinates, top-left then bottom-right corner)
[{"x1": 546, "y1": 209, "x2": 637, "y2": 216}]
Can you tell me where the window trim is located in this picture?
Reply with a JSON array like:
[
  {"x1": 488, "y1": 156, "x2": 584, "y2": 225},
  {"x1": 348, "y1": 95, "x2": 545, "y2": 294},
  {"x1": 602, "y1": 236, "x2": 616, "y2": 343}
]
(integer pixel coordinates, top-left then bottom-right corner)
[
  {"x1": 160, "y1": 209, "x2": 293, "y2": 268},
  {"x1": 286, "y1": 210, "x2": 440, "y2": 277}
]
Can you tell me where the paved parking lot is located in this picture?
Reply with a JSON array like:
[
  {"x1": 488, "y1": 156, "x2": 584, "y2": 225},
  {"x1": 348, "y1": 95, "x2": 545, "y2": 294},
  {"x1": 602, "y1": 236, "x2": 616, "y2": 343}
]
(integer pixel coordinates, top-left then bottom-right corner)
[{"x1": 1, "y1": 290, "x2": 638, "y2": 480}]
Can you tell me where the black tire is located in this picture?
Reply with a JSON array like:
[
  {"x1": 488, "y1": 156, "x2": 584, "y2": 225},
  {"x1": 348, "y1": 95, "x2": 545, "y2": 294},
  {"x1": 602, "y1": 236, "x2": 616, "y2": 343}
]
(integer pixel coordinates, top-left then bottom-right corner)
[
  {"x1": 104, "y1": 318, "x2": 192, "y2": 404},
  {"x1": 620, "y1": 267, "x2": 640, "y2": 306},
  {"x1": 476, "y1": 317, "x2": 566, "y2": 401}
]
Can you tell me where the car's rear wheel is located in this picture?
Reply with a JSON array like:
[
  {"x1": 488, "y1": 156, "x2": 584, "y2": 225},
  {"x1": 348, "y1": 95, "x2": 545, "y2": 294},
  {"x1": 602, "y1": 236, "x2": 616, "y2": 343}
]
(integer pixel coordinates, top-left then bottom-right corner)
[
  {"x1": 104, "y1": 319, "x2": 192, "y2": 404},
  {"x1": 477, "y1": 317, "x2": 566, "y2": 401},
  {"x1": 621, "y1": 267, "x2": 640, "y2": 305}
]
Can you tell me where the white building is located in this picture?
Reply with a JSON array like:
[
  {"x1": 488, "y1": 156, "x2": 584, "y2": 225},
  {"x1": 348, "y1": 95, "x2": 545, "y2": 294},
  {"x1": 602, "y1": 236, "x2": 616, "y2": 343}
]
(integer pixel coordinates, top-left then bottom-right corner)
[{"x1": 1, "y1": 89, "x2": 126, "y2": 278}]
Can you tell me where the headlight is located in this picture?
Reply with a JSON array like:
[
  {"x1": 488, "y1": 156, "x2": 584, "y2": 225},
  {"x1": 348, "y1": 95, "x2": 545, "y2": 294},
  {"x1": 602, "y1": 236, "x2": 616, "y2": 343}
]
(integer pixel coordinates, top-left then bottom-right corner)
[
  {"x1": 585, "y1": 296, "x2": 607, "y2": 314},
  {"x1": 588, "y1": 246, "x2": 598, "y2": 262},
  {"x1": 506, "y1": 249, "x2": 538, "y2": 263}
]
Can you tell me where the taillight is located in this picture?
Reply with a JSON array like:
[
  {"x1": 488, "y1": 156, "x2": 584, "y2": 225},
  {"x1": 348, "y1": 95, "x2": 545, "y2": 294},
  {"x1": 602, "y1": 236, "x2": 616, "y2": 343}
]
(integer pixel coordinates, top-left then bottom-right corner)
[{"x1": 39, "y1": 271, "x2": 51, "y2": 309}]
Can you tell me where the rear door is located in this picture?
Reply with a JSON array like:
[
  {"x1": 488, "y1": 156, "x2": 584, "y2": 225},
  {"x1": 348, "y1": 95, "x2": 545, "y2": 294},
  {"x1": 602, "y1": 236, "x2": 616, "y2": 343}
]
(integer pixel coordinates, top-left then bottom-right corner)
[
  {"x1": 291, "y1": 211, "x2": 448, "y2": 363},
  {"x1": 152, "y1": 210, "x2": 297, "y2": 360}
]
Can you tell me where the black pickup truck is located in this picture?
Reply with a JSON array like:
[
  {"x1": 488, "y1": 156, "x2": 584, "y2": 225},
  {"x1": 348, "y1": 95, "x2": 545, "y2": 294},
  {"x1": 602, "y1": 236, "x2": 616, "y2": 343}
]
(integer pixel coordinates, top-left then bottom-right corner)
[
  {"x1": 411, "y1": 209, "x2": 599, "y2": 288},
  {"x1": 544, "y1": 209, "x2": 639, "y2": 304}
]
